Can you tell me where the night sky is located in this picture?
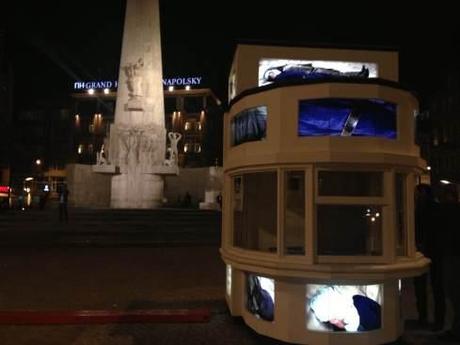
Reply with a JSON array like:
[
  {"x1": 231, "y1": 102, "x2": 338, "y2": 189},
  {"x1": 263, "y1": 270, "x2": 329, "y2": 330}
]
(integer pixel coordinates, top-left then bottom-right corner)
[{"x1": 6, "y1": 1, "x2": 460, "y2": 109}]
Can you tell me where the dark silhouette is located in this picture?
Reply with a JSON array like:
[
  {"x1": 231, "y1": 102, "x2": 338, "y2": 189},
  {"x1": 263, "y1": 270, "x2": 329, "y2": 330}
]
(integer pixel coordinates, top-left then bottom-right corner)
[
  {"x1": 216, "y1": 193, "x2": 222, "y2": 210},
  {"x1": 58, "y1": 185, "x2": 70, "y2": 222},
  {"x1": 182, "y1": 192, "x2": 192, "y2": 208},
  {"x1": 39, "y1": 191, "x2": 49, "y2": 210},
  {"x1": 438, "y1": 188, "x2": 460, "y2": 341},
  {"x1": 413, "y1": 183, "x2": 445, "y2": 331}
]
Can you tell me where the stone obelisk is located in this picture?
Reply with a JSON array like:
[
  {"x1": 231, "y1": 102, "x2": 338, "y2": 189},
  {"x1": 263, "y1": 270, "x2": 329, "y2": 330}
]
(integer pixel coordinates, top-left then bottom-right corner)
[{"x1": 110, "y1": 0, "x2": 166, "y2": 208}]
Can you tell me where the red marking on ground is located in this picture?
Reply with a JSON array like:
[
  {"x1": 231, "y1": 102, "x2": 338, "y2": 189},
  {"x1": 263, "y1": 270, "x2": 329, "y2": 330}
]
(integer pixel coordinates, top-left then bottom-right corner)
[{"x1": 0, "y1": 308, "x2": 211, "y2": 325}]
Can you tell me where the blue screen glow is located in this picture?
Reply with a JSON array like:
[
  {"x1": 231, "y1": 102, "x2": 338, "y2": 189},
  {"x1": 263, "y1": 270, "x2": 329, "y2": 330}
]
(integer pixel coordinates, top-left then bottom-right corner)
[
  {"x1": 232, "y1": 106, "x2": 267, "y2": 146},
  {"x1": 298, "y1": 99, "x2": 396, "y2": 139}
]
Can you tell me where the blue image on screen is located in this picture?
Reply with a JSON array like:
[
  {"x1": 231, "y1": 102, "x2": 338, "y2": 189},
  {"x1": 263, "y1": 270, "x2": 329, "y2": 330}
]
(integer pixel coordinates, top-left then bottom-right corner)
[
  {"x1": 232, "y1": 106, "x2": 267, "y2": 146},
  {"x1": 298, "y1": 99, "x2": 396, "y2": 139}
]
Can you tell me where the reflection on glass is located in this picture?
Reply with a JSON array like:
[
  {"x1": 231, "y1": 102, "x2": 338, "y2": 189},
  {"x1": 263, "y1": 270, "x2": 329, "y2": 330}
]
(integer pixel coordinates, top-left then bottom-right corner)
[
  {"x1": 396, "y1": 174, "x2": 407, "y2": 256},
  {"x1": 284, "y1": 171, "x2": 305, "y2": 255},
  {"x1": 318, "y1": 171, "x2": 383, "y2": 196},
  {"x1": 247, "y1": 274, "x2": 275, "y2": 321},
  {"x1": 306, "y1": 284, "x2": 382, "y2": 332},
  {"x1": 233, "y1": 172, "x2": 277, "y2": 252},
  {"x1": 317, "y1": 205, "x2": 383, "y2": 256}
]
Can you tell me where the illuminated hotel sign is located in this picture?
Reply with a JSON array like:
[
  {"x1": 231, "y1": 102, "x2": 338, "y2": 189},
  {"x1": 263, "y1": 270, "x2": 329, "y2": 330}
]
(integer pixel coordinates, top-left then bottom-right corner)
[
  {"x1": 73, "y1": 76, "x2": 203, "y2": 91},
  {"x1": 74, "y1": 81, "x2": 118, "y2": 90},
  {"x1": 162, "y1": 77, "x2": 202, "y2": 87}
]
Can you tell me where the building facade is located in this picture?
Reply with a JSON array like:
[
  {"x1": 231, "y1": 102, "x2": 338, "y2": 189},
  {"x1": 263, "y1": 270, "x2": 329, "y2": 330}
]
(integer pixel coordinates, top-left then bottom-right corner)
[
  {"x1": 222, "y1": 44, "x2": 428, "y2": 345},
  {"x1": 417, "y1": 74, "x2": 460, "y2": 191},
  {"x1": 71, "y1": 85, "x2": 223, "y2": 167},
  {"x1": 0, "y1": 27, "x2": 12, "y2": 187}
]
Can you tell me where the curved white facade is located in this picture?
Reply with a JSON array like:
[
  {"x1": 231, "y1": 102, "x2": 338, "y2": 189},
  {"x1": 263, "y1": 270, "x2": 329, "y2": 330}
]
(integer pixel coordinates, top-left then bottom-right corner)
[{"x1": 221, "y1": 79, "x2": 429, "y2": 344}]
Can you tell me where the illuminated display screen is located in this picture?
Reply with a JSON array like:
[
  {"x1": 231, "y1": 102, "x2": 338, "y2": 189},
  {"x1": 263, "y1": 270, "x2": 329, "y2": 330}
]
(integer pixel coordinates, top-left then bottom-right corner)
[
  {"x1": 247, "y1": 274, "x2": 275, "y2": 321},
  {"x1": 226, "y1": 265, "x2": 232, "y2": 297},
  {"x1": 306, "y1": 284, "x2": 382, "y2": 332},
  {"x1": 259, "y1": 59, "x2": 378, "y2": 86},
  {"x1": 231, "y1": 106, "x2": 267, "y2": 146},
  {"x1": 298, "y1": 98, "x2": 396, "y2": 139}
]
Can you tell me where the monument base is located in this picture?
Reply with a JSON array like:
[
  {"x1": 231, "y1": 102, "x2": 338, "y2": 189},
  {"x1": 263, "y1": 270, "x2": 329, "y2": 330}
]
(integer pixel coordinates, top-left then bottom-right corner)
[
  {"x1": 111, "y1": 172, "x2": 164, "y2": 209},
  {"x1": 199, "y1": 202, "x2": 220, "y2": 211},
  {"x1": 92, "y1": 164, "x2": 120, "y2": 174},
  {"x1": 148, "y1": 165, "x2": 179, "y2": 176}
]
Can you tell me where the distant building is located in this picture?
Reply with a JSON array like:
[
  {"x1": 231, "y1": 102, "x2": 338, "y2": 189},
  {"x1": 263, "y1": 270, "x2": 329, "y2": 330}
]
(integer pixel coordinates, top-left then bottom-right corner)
[
  {"x1": 71, "y1": 83, "x2": 223, "y2": 167},
  {"x1": 11, "y1": 108, "x2": 73, "y2": 194},
  {"x1": 416, "y1": 74, "x2": 460, "y2": 187},
  {"x1": 0, "y1": 28, "x2": 12, "y2": 187}
]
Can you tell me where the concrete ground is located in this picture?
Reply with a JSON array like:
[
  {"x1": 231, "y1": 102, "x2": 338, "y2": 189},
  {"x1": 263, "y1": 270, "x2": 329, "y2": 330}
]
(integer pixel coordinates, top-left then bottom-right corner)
[{"x1": 0, "y1": 208, "x2": 457, "y2": 344}]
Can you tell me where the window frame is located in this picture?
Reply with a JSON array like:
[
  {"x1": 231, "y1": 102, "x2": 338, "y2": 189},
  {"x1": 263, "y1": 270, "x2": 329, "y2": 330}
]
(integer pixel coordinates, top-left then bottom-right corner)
[{"x1": 314, "y1": 166, "x2": 393, "y2": 264}]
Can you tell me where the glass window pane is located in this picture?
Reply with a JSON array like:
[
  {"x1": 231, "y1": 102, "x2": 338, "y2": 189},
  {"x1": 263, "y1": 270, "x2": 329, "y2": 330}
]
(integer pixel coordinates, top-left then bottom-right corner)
[
  {"x1": 395, "y1": 174, "x2": 407, "y2": 256},
  {"x1": 318, "y1": 171, "x2": 383, "y2": 196},
  {"x1": 317, "y1": 205, "x2": 383, "y2": 256},
  {"x1": 233, "y1": 172, "x2": 277, "y2": 252},
  {"x1": 284, "y1": 171, "x2": 305, "y2": 255}
]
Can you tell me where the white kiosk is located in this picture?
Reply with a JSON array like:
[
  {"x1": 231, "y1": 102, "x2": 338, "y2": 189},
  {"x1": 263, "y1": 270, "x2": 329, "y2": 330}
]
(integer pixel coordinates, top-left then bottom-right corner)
[{"x1": 221, "y1": 44, "x2": 429, "y2": 345}]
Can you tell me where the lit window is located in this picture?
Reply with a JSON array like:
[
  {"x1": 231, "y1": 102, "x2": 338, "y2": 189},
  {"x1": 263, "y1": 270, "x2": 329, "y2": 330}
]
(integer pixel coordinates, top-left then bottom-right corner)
[
  {"x1": 185, "y1": 122, "x2": 191, "y2": 131},
  {"x1": 184, "y1": 144, "x2": 189, "y2": 153}
]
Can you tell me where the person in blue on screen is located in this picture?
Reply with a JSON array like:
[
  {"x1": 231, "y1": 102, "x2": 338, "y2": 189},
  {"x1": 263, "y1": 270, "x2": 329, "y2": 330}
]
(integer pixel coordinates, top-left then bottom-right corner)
[
  {"x1": 263, "y1": 63, "x2": 369, "y2": 84},
  {"x1": 309, "y1": 286, "x2": 381, "y2": 332},
  {"x1": 247, "y1": 275, "x2": 274, "y2": 321}
]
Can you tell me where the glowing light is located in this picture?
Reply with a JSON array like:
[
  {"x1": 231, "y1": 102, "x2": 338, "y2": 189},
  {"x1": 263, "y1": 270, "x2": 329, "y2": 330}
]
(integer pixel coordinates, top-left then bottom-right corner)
[
  {"x1": 375, "y1": 212, "x2": 380, "y2": 218},
  {"x1": 185, "y1": 85, "x2": 191, "y2": 91},
  {"x1": 25, "y1": 177, "x2": 34, "y2": 182},
  {"x1": 226, "y1": 265, "x2": 232, "y2": 297},
  {"x1": 427, "y1": 166, "x2": 431, "y2": 171},
  {"x1": 440, "y1": 179, "x2": 451, "y2": 185},
  {"x1": 103, "y1": 88, "x2": 110, "y2": 94},
  {"x1": 168, "y1": 86, "x2": 174, "y2": 92},
  {"x1": 371, "y1": 217, "x2": 376, "y2": 222},
  {"x1": 88, "y1": 88, "x2": 95, "y2": 95},
  {"x1": 35, "y1": 159, "x2": 42, "y2": 165}
]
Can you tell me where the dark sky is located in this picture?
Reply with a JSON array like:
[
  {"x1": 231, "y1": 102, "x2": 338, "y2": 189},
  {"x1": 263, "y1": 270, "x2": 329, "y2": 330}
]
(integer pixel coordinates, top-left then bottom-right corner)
[{"x1": 6, "y1": 1, "x2": 460, "y2": 108}]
